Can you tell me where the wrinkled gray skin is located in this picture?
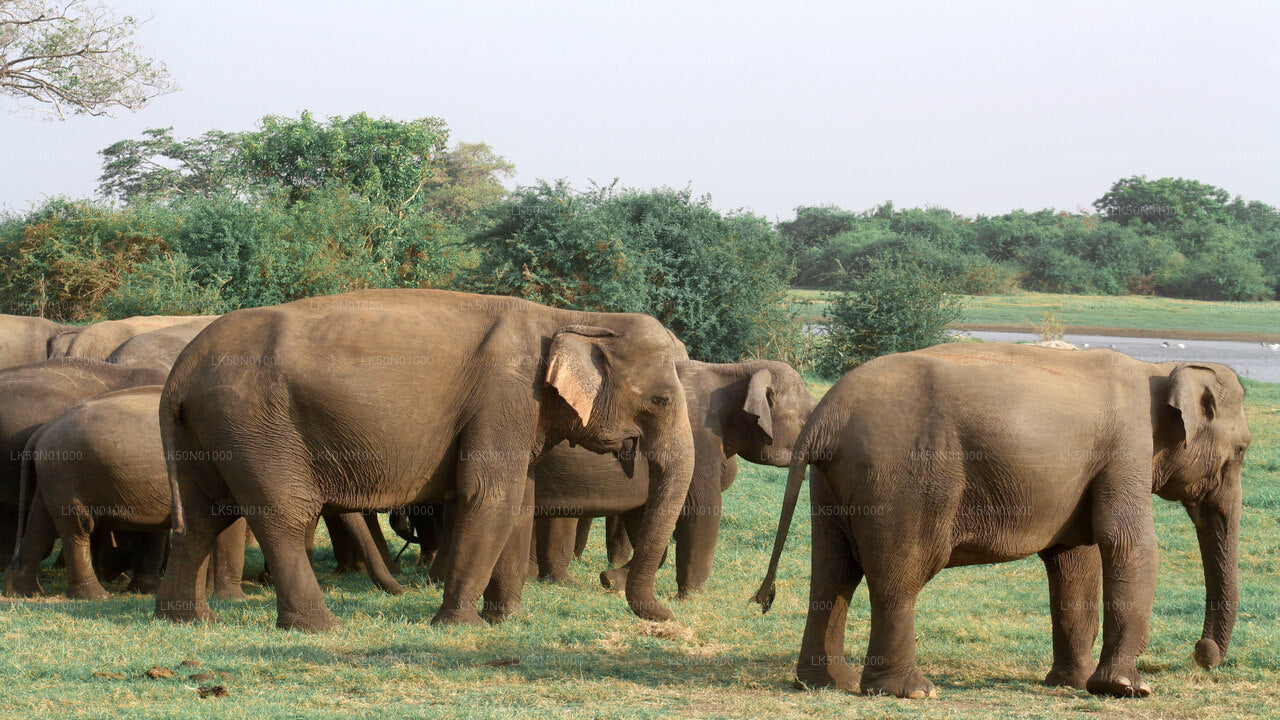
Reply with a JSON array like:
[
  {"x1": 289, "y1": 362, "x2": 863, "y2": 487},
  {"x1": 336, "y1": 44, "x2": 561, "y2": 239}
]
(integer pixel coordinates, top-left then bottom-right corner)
[
  {"x1": 52, "y1": 315, "x2": 215, "y2": 360},
  {"x1": 0, "y1": 358, "x2": 169, "y2": 563},
  {"x1": 106, "y1": 317, "x2": 220, "y2": 370},
  {"x1": 4, "y1": 386, "x2": 246, "y2": 599},
  {"x1": 755, "y1": 343, "x2": 1250, "y2": 699},
  {"x1": 0, "y1": 315, "x2": 72, "y2": 370},
  {"x1": 154, "y1": 289, "x2": 695, "y2": 631},
  {"x1": 533, "y1": 359, "x2": 815, "y2": 598}
]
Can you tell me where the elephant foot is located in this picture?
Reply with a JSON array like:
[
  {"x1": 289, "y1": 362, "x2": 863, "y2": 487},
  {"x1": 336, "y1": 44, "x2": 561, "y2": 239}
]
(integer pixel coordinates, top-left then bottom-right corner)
[
  {"x1": 277, "y1": 608, "x2": 341, "y2": 633},
  {"x1": 67, "y1": 583, "x2": 112, "y2": 601},
  {"x1": 1045, "y1": 663, "x2": 1095, "y2": 690},
  {"x1": 675, "y1": 585, "x2": 705, "y2": 600},
  {"x1": 1086, "y1": 664, "x2": 1151, "y2": 698},
  {"x1": 861, "y1": 668, "x2": 937, "y2": 699},
  {"x1": 155, "y1": 598, "x2": 220, "y2": 624},
  {"x1": 3, "y1": 574, "x2": 42, "y2": 598},
  {"x1": 126, "y1": 574, "x2": 162, "y2": 595},
  {"x1": 627, "y1": 596, "x2": 675, "y2": 622},
  {"x1": 600, "y1": 567, "x2": 628, "y2": 591},
  {"x1": 374, "y1": 578, "x2": 406, "y2": 596},
  {"x1": 430, "y1": 606, "x2": 487, "y2": 626},
  {"x1": 794, "y1": 658, "x2": 858, "y2": 692},
  {"x1": 537, "y1": 571, "x2": 575, "y2": 585},
  {"x1": 211, "y1": 583, "x2": 248, "y2": 600},
  {"x1": 482, "y1": 599, "x2": 522, "y2": 624},
  {"x1": 526, "y1": 560, "x2": 539, "y2": 579}
]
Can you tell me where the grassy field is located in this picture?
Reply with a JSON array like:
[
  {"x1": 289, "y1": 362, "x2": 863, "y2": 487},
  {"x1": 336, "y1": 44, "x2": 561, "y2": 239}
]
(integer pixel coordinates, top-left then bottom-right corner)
[
  {"x1": 0, "y1": 379, "x2": 1277, "y2": 719},
  {"x1": 791, "y1": 289, "x2": 1280, "y2": 340}
]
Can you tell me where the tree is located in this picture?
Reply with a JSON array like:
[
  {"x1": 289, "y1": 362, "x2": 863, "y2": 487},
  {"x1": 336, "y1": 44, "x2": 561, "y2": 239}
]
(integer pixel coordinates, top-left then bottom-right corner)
[
  {"x1": 0, "y1": 1, "x2": 175, "y2": 118},
  {"x1": 97, "y1": 127, "x2": 249, "y2": 203},
  {"x1": 1093, "y1": 176, "x2": 1231, "y2": 230},
  {"x1": 420, "y1": 141, "x2": 515, "y2": 224},
  {"x1": 814, "y1": 250, "x2": 962, "y2": 378}
]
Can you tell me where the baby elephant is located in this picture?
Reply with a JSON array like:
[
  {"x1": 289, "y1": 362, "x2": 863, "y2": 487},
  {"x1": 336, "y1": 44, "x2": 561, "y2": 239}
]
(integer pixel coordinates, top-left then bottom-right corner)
[
  {"x1": 4, "y1": 386, "x2": 246, "y2": 599},
  {"x1": 756, "y1": 343, "x2": 1250, "y2": 699}
]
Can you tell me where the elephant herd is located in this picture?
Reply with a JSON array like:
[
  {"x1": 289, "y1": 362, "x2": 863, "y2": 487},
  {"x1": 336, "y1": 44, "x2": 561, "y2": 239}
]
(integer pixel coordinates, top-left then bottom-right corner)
[{"x1": 0, "y1": 289, "x2": 1252, "y2": 701}]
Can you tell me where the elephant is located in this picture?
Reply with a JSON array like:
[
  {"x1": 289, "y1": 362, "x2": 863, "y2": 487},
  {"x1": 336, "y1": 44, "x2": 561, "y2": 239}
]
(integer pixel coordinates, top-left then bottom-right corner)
[
  {"x1": 533, "y1": 358, "x2": 815, "y2": 598},
  {"x1": 4, "y1": 386, "x2": 246, "y2": 599},
  {"x1": 51, "y1": 315, "x2": 215, "y2": 360},
  {"x1": 0, "y1": 315, "x2": 72, "y2": 370},
  {"x1": 0, "y1": 358, "x2": 169, "y2": 563},
  {"x1": 754, "y1": 343, "x2": 1250, "y2": 699},
  {"x1": 153, "y1": 289, "x2": 695, "y2": 631},
  {"x1": 106, "y1": 317, "x2": 220, "y2": 371}
]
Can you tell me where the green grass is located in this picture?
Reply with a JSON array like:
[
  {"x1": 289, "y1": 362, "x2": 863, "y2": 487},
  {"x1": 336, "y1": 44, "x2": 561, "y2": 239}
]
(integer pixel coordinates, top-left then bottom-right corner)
[
  {"x1": 791, "y1": 289, "x2": 1280, "y2": 338},
  {"x1": 1, "y1": 380, "x2": 1277, "y2": 719}
]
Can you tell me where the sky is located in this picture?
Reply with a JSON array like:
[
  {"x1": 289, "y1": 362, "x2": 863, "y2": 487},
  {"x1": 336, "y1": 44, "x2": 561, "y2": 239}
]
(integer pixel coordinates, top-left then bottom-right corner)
[{"x1": 1, "y1": 0, "x2": 1277, "y2": 221}]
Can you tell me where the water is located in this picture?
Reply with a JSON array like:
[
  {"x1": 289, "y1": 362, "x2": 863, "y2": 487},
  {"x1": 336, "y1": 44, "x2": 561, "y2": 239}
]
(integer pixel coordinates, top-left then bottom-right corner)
[{"x1": 959, "y1": 330, "x2": 1280, "y2": 383}]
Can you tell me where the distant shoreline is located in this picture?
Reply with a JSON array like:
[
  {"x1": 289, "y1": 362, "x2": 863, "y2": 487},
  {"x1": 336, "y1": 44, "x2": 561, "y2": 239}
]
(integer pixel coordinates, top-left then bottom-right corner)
[{"x1": 953, "y1": 323, "x2": 1275, "y2": 343}]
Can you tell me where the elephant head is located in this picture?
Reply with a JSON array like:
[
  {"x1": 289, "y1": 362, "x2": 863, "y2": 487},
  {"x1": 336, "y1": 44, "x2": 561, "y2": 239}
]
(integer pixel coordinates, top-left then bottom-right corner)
[
  {"x1": 1152, "y1": 363, "x2": 1251, "y2": 669},
  {"x1": 728, "y1": 361, "x2": 816, "y2": 468},
  {"x1": 543, "y1": 318, "x2": 695, "y2": 620}
]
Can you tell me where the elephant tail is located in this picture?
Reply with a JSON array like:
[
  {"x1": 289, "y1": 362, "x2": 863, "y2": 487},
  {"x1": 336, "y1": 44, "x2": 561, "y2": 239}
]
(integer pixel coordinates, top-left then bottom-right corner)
[
  {"x1": 159, "y1": 386, "x2": 186, "y2": 535},
  {"x1": 752, "y1": 435, "x2": 813, "y2": 614},
  {"x1": 11, "y1": 428, "x2": 44, "y2": 568}
]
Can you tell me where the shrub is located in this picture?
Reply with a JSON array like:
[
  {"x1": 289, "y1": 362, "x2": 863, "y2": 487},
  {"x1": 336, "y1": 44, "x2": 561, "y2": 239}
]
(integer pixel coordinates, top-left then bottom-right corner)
[{"x1": 814, "y1": 251, "x2": 963, "y2": 378}]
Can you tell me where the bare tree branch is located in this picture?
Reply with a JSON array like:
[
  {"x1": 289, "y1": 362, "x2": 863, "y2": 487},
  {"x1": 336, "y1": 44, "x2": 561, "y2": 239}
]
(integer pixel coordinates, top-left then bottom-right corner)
[{"x1": 0, "y1": 0, "x2": 177, "y2": 119}]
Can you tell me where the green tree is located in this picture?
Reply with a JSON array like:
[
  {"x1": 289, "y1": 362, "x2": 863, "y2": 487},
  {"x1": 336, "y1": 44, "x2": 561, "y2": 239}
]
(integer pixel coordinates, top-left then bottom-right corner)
[
  {"x1": 0, "y1": 1, "x2": 175, "y2": 118},
  {"x1": 97, "y1": 127, "x2": 249, "y2": 203},
  {"x1": 1093, "y1": 176, "x2": 1231, "y2": 230},
  {"x1": 814, "y1": 251, "x2": 962, "y2": 378}
]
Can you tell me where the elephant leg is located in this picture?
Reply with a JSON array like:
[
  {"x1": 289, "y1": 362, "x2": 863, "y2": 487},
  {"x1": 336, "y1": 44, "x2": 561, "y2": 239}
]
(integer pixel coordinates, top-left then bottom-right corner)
[
  {"x1": 1041, "y1": 544, "x2": 1101, "y2": 689},
  {"x1": 57, "y1": 510, "x2": 110, "y2": 600},
  {"x1": 673, "y1": 462, "x2": 723, "y2": 598},
  {"x1": 334, "y1": 512, "x2": 403, "y2": 595},
  {"x1": 431, "y1": 435, "x2": 527, "y2": 627},
  {"x1": 861, "y1": 581, "x2": 935, "y2": 698},
  {"x1": 1086, "y1": 482, "x2": 1157, "y2": 698},
  {"x1": 363, "y1": 512, "x2": 398, "y2": 574},
  {"x1": 600, "y1": 508, "x2": 668, "y2": 590},
  {"x1": 325, "y1": 513, "x2": 362, "y2": 574},
  {"x1": 482, "y1": 477, "x2": 534, "y2": 623},
  {"x1": 535, "y1": 515, "x2": 578, "y2": 584},
  {"x1": 3, "y1": 489, "x2": 57, "y2": 597},
  {"x1": 155, "y1": 508, "x2": 231, "y2": 624},
  {"x1": 0, "y1": 510, "x2": 17, "y2": 571},
  {"x1": 426, "y1": 505, "x2": 455, "y2": 585},
  {"x1": 795, "y1": 472, "x2": 862, "y2": 691},
  {"x1": 209, "y1": 518, "x2": 247, "y2": 599},
  {"x1": 248, "y1": 505, "x2": 339, "y2": 632},
  {"x1": 125, "y1": 530, "x2": 169, "y2": 595},
  {"x1": 573, "y1": 516, "x2": 592, "y2": 558},
  {"x1": 604, "y1": 514, "x2": 631, "y2": 568}
]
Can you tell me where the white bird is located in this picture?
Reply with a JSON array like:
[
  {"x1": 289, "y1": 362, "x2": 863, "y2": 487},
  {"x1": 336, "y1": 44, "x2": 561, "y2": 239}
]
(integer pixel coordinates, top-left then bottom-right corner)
[
  {"x1": 1082, "y1": 343, "x2": 1090, "y2": 348},
  {"x1": 1177, "y1": 343, "x2": 1186, "y2": 349},
  {"x1": 1160, "y1": 341, "x2": 1169, "y2": 348},
  {"x1": 1108, "y1": 344, "x2": 1117, "y2": 349},
  {"x1": 1268, "y1": 343, "x2": 1280, "y2": 351}
]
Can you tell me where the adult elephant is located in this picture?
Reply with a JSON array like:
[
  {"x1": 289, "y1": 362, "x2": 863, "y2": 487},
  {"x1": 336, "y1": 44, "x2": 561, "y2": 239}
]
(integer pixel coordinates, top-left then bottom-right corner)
[
  {"x1": 4, "y1": 386, "x2": 246, "y2": 599},
  {"x1": 52, "y1": 315, "x2": 215, "y2": 361},
  {"x1": 0, "y1": 315, "x2": 72, "y2": 370},
  {"x1": 533, "y1": 359, "x2": 815, "y2": 597},
  {"x1": 106, "y1": 317, "x2": 220, "y2": 371},
  {"x1": 0, "y1": 358, "x2": 169, "y2": 562},
  {"x1": 754, "y1": 343, "x2": 1250, "y2": 699},
  {"x1": 154, "y1": 289, "x2": 695, "y2": 631}
]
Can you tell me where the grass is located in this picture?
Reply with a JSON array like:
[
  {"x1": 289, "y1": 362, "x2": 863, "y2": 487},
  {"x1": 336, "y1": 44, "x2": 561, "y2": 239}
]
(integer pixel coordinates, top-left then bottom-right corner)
[
  {"x1": 0, "y1": 379, "x2": 1277, "y2": 719},
  {"x1": 790, "y1": 289, "x2": 1280, "y2": 340}
]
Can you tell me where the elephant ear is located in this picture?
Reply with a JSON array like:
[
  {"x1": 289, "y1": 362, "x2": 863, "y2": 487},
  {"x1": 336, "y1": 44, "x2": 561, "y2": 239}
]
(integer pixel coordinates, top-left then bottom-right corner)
[
  {"x1": 1168, "y1": 364, "x2": 1219, "y2": 448},
  {"x1": 743, "y1": 369, "x2": 775, "y2": 443},
  {"x1": 546, "y1": 325, "x2": 616, "y2": 427}
]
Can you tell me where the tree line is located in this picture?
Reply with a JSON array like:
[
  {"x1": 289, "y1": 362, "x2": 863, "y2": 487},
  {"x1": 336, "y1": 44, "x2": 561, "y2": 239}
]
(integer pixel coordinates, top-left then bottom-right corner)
[{"x1": 2, "y1": 112, "x2": 1276, "y2": 370}]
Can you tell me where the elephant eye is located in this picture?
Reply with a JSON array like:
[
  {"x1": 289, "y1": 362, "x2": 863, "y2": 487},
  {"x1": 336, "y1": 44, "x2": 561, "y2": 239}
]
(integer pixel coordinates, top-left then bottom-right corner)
[{"x1": 649, "y1": 395, "x2": 670, "y2": 409}]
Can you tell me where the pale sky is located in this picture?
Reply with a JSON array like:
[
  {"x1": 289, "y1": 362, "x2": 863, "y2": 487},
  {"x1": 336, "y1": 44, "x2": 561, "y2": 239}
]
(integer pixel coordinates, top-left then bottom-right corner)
[{"x1": 1, "y1": 0, "x2": 1277, "y2": 221}]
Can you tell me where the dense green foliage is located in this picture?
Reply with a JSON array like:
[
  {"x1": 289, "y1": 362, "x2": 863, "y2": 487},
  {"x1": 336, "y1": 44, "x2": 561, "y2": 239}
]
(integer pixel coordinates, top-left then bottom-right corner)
[
  {"x1": 470, "y1": 181, "x2": 798, "y2": 363},
  {"x1": 813, "y1": 251, "x2": 963, "y2": 378},
  {"x1": 783, "y1": 177, "x2": 1280, "y2": 301}
]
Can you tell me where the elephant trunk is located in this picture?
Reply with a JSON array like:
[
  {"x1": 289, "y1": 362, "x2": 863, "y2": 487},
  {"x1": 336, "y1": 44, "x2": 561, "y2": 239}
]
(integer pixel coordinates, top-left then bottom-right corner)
[
  {"x1": 753, "y1": 433, "x2": 812, "y2": 613},
  {"x1": 1185, "y1": 483, "x2": 1241, "y2": 669},
  {"x1": 624, "y1": 423, "x2": 695, "y2": 622}
]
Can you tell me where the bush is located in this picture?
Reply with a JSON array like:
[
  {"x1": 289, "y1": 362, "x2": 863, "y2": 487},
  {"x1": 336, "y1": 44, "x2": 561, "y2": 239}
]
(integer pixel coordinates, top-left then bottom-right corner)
[
  {"x1": 470, "y1": 182, "x2": 795, "y2": 362},
  {"x1": 813, "y1": 251, "x2": 963, "y2": 378}
]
